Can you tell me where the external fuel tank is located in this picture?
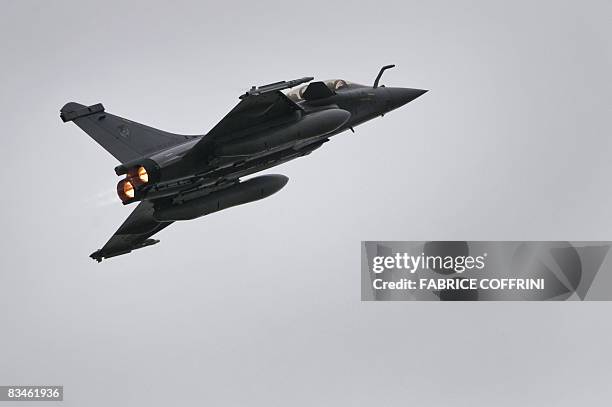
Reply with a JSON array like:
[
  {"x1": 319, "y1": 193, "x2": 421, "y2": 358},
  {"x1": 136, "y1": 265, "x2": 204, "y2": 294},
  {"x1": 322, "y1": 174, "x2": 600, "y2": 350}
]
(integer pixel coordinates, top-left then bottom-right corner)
[
  {"x1": 153, "y1": 174, "x2": 288, "y2": 221},
  {"x1": 215, "y1": 108, "x2": 350, "y2": 157}
]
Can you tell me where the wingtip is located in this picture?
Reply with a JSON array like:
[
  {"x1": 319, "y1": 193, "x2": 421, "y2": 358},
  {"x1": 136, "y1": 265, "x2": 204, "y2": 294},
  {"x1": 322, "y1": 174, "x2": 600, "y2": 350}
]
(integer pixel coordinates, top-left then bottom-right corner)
[{"x1": 90, "y1": 250, "x2": 103, "y2": 263}]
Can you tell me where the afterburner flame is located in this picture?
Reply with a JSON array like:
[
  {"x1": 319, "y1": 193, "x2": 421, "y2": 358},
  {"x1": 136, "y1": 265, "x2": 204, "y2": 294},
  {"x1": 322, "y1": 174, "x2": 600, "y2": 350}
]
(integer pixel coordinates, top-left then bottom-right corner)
[
  {"x1": 137, "y1": 166, "x2": 148, "y2": 183},
  {"x1": 117, "y1": 178, "x2": 136, "y2": 203},
  {"x1": 123, "y1": 180, "x2": 134, "y2": 198}
]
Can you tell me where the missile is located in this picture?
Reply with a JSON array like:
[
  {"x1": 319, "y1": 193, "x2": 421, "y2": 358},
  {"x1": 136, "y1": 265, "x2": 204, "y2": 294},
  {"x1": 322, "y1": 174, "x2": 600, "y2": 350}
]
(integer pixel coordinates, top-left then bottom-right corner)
[
  {"x1": 216, "y1": 108, "x2": 350, "y2": 157},
  {"x1": 153, "y1": 174, "x2": 288, "y2": 221}
]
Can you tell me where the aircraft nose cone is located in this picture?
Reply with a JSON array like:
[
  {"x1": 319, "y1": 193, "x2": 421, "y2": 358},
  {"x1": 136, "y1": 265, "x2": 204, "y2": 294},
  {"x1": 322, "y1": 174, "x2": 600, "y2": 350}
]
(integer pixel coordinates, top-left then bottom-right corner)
[{"x1": 386, "y1": 87, "x2": 428, "y2": 110}]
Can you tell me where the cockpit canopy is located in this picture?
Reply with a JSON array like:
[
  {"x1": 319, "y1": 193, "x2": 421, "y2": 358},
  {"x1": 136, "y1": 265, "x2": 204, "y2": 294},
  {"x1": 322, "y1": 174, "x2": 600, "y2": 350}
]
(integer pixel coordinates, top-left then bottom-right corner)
[{"x1": 286, "y1": 79, "x2": 362, "y2": 102}]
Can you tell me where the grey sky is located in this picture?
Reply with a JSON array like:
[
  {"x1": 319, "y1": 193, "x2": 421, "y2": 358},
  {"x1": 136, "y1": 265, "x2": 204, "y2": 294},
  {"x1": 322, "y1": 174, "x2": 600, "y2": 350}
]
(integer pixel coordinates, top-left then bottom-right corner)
[{"x1": 1, "y1": 0, "x2": 611, "y2": 405}]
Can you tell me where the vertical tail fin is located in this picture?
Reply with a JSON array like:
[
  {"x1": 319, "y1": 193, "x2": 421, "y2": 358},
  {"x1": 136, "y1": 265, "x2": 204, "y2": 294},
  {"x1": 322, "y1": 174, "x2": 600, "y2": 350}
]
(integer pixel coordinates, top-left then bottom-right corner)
[{"x1": 60, "y1": 102, "x2": 200, "y2": 163}]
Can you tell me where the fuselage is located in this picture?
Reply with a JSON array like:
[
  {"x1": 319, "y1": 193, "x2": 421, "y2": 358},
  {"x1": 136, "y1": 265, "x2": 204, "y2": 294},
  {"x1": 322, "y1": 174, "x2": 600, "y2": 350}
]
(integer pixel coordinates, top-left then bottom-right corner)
[{"x1": 133, "y1": 82, "x2": 426, "y2": 204}]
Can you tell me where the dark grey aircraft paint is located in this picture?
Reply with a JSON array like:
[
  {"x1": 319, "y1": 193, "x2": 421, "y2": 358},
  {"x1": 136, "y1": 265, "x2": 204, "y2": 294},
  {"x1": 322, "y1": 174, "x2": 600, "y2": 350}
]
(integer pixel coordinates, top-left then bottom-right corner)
[{"x1": 60, "y1": 66, "x2": 427, "y2": 261}]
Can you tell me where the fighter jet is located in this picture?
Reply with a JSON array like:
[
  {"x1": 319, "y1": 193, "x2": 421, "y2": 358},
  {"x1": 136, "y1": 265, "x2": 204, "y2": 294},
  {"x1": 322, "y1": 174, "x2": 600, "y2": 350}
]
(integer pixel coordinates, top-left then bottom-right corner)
[{"x1": 60, "y1": 65, "x2": 427, "y2": 261}]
